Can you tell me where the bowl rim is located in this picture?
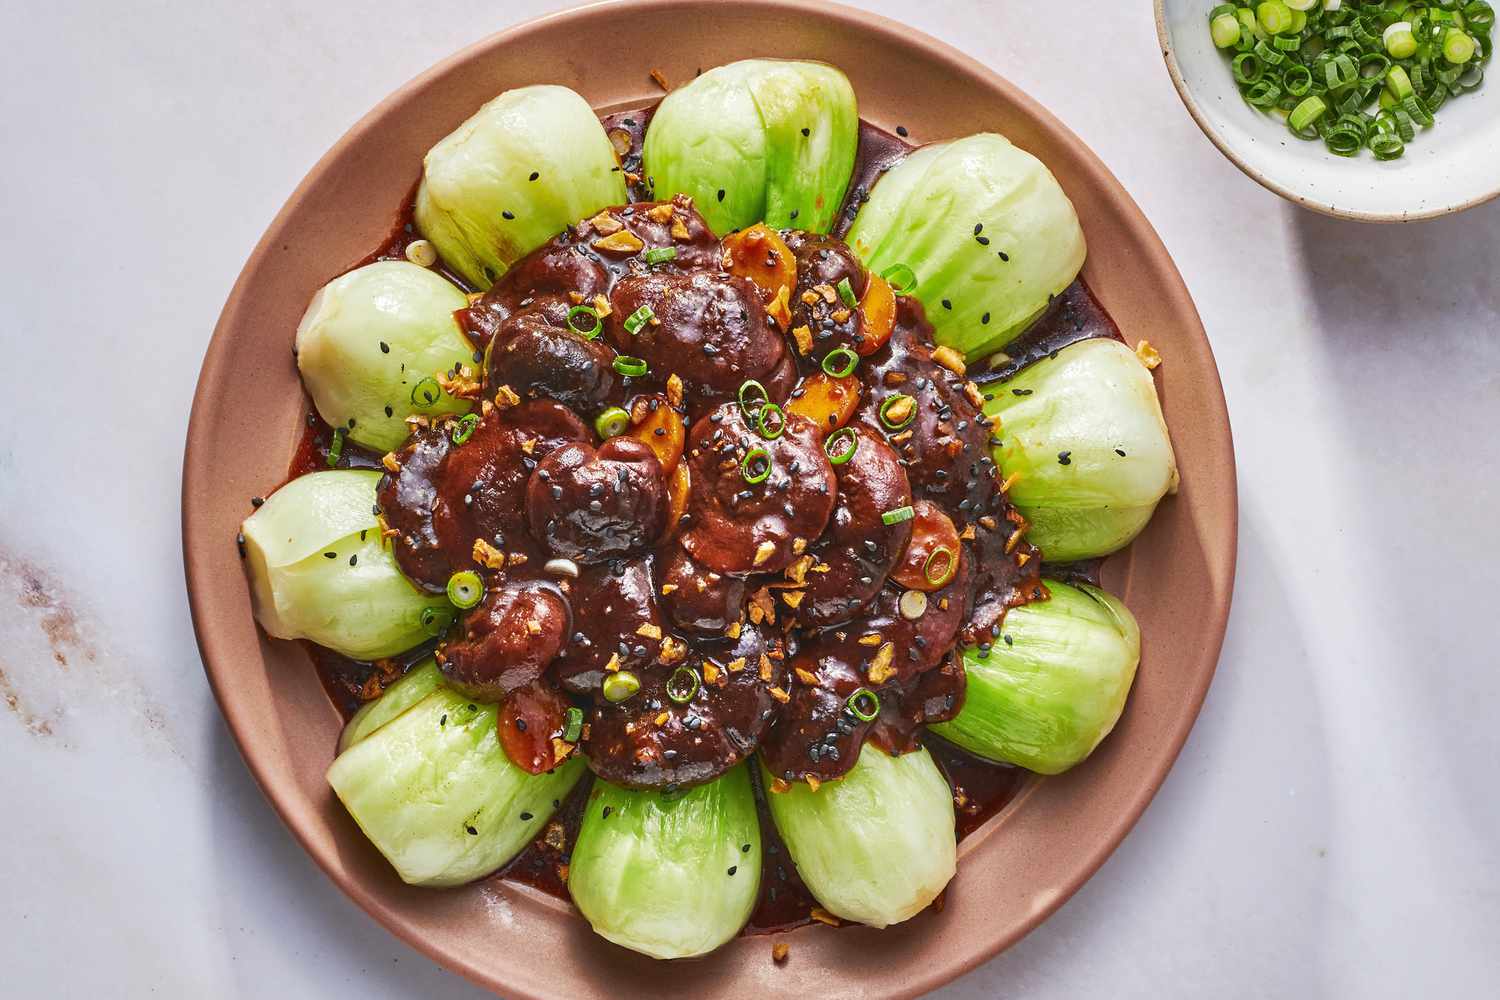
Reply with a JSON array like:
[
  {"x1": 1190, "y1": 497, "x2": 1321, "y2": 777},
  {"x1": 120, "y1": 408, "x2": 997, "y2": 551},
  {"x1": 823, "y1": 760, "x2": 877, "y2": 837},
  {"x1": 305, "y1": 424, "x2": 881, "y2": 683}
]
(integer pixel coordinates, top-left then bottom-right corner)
[
  {"x1": 183, "y1": 1, "x2": 1238, "y2": 996},
  {"x1": 1153, "y1": 0, "x2": 1500, "y2": 223}
]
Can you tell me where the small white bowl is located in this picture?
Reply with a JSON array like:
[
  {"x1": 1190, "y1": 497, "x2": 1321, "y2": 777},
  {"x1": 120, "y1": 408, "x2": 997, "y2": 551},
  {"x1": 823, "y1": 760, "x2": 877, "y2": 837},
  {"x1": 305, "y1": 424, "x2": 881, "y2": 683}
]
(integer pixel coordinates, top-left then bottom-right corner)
[{"x1": 1156, "y1": 1, "x2": 1500, "y2": 221}]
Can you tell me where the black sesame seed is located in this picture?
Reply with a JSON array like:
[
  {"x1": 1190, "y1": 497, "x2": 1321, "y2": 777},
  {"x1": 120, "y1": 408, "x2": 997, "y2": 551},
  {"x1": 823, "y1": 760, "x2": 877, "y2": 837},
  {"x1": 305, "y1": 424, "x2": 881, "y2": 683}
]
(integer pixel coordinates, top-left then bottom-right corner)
[
  {"x1": 384, "y1": 405, "x2": 394, "y2": 418},
  {"x1": 529, "y1": 171, "x2": 539, "y2": 181},
  {"x1": 502, "y1": 210, "x2": 515, "y2": 220},
  {"x1": 896, "y1": 125, "x2": 909, "y2": 137},
  {"x1": 998, "y1": 251, "x2": 1010, "y2": 262},
  {"x1": 1115, "y1": 448, "x2": 1127, "y2": 457},
  {"x1": 348, "y1": 554, "x2": 358, "y2": 567},
  {"x1": 324, "y1": 551, "x2": 337, "y2": 559},
  {"x1": 602, "y1": 806, "x2": 612, "y2": 819},
  {"x1": 727, "y1": 865, "x2": 738, "y2": 876},
  {"x1": 800, "y1": 127, "x2": 810, "y2": 136},
  {"x1": 981, "y1": 312, "x2": 991, "y2": 325},
  {"x1": 1057, "y1": 451, "x2": 1072, "y2": 465},
  {"x1": 519, "y1": 811, "x2": 533, "y2": 821},
  {"x1": 379, "y1": 341, "x2": 390, "y2": 353},
  {"x1": 466, "y1": 825, "x2": 478, "y2": 835},
  {"x1": 717, "y1": 189, "x2": 726, "y2": 202},
  {"x1": 742, "y1": 843, "x2": 752, "y2": 853},
  {"x1": 976, "y1": 235, "x2": 991, "y2": 246},
  {"x1": 941, "y1": 299, "x2": 952, "y2": 310}
]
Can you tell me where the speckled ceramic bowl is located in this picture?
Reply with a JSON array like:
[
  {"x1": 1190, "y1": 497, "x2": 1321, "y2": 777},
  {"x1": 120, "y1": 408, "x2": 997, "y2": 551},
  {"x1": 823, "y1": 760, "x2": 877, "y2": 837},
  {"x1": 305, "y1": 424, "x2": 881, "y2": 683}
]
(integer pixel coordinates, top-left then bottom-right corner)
[
  {"x1": 1157, "y1": 0, "x2": 1500, "y2": 221},
  {"x1": 183, "y1": 2, "x2": 1237, "y2": 996}
]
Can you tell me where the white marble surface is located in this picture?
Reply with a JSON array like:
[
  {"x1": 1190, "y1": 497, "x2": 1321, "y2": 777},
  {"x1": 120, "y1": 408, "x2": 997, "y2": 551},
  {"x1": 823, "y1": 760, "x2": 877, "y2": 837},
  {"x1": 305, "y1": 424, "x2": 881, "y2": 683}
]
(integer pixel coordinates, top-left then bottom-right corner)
[{"x1": 2, "y1": 2, "x2": 1496, "y2": 997}]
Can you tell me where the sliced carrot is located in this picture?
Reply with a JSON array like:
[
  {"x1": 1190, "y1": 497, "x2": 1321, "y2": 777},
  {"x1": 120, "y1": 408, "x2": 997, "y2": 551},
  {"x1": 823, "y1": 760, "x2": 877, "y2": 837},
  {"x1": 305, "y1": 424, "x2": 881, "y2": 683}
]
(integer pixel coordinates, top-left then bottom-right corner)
[
  {"x1": 662, "y1": 462, "x2": 691, "y2": 540},
  {"x1": 856, "y1": 272, "x2": 896, "y2": 356},
  {"x1": 786, "y1": 373, "x2": 862, "y2": 433},
  {"x1": 890, "y1": 500, "x2": 962, "y2": 592},
  {"x1": 626, "y1": 393, "x2": 685, "y2": 473},
  {"x1": 722, "y1": 223, "x2": 797, "y2": 309}
]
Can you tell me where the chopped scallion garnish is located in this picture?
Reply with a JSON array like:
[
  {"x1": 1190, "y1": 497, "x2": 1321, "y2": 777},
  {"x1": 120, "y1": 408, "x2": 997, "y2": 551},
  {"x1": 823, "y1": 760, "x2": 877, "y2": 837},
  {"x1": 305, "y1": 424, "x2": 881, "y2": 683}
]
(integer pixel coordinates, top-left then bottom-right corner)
[
  {"x1": 1206, "y1": 0, "x2": 1492, "y2": 160},
  {"x1": 613, "y1": 355, "x2": 648, "y2": 377},
  {"x1": 326, "y1": 427, "x2": 346, "y2": 467},
  {"x1": 623, "y1": 305, "x2": 655, "y2": 336},
  {"x1": 563, "y1": 706, "x2": 584, "y2": 742},
  {"x1": 644, "y1": 246, "x2": 678, "y2": 265},
  {"x1": 821, "y1": 346, "x2": 859, "y2": 378},
  {"x1": 824, "y1": 426, "x2": 858, "y2": 466},
  {"x1": 742, "y1": 446, "x2": 772, "y2": 485},
  {"x1": 446, "y1": 570, "x2": 484, "y2": 610},
  {"x1": 602, "y1": 670, "x2": 641, "y2": 703},
  {"x1": 450, "y1": 412, "x2": 480, "y2": 445},
  {"x1": 666, "y1": 666, "x2": 701, "y2": 704},
  {"x1": 410, "y1": 376, "x2": 442, "y2": 408},
  {"x1": 567, "y1": 304, "x2": 602, "y2": 339},
  {"x1": 595, "y1": 406, "x2": 630, "y2": 439},
  {"x1": 756, "y1": 402, "x2": 786, "y2": 440},
  {"x1": 836, "y1": 277, "x2": 858, "y2": 308},
  {"x1": 881, "y1": 505, "x2": 915, "y2": 526},
  {"x1": 846, "y1": 687, "x2": 880, "y2": 722}
]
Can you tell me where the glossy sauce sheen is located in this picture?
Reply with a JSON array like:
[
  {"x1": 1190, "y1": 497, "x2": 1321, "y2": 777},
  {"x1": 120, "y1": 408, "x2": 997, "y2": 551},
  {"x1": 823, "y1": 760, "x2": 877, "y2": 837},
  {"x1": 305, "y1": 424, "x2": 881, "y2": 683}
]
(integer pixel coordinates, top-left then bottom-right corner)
[{"x1": 288, "y1": 111, "x2": 1118, "y2": 934}]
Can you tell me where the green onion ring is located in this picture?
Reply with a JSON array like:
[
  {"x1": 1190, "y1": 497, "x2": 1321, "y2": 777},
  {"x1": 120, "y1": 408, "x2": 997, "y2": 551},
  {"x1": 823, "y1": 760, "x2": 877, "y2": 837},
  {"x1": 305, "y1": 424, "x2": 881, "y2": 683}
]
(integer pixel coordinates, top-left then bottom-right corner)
[
  {"x1": 738, "y1": 379, "x2": 769, "y2": 418},
  {"x1": 846, "y1": 687, "x2": 880, "y2": 722},
  {"x1": 410, "y1": 376, "x2": 442, "y2": 408},
  {"x1": 665, "y1": 666, "x2": 701, "y2": 704},
  {"x1": 602, "y1": 670, "x2": 641, "y2": 703},
  {"x1": 742, "y1": 447, "x2": 772, "y2": 485},
  {"x1": 419, "y1": 605, "x2": 455, "y2": 636},
  {"x1": 880, "y1": 263, "x2": 917, "y2": 294},
  {"x1": 644, "y1": 246, "x2": 679, "y2": 265},
  {"x1": 613, "y1": 355, "x2": 649, "y2": 378},
  {"x1": 326, "y1": 426, "x2": 346, "y2": 467},
  {"x1": 824, "y1": 426, "x2": 859, "y2": 466},
  {"x1": 878, "y1": 393, "x2": 916, "y2": 430},
  {"x1": 756, "y1": 402, "x2": 787, "y2": 440},
  {"x1": 566, "y1": 304, "x2": 602, "y2": 339},
  {"x1": 563, "y1": 706, "x2": 584, "y2": 742},
  {"x1": 446, "y1": 570, "x2": 485, "y2": 610},
  {"x1": 923, "y1": 546, "x2": 957, "y2": 588},
  {"x1": 594, "y1": 406, "x2": 630, "y2": 439},
  {"x1": 881, "y1": 505, "x2": 914, "y2": 526},
  {"x1": 836, "y1": 277, "x2": 858, "y2": 308},
  {"x1": 450, "y1": 412, "x2": 480, "y2": 445},
  {"x1": 821, "y1": 346, "x2": 859, "y2": 378},
  {"x1": 623, "y1": 305, "x2": 655, "y2": 336}
]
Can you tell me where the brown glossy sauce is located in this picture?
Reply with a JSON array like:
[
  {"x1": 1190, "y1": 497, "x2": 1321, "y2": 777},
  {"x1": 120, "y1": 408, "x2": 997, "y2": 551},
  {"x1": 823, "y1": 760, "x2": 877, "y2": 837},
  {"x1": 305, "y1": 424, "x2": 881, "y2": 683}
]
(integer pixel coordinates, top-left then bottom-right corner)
[
  {"x1": 975, "y1": 280, "x2": 1125, "y2": 384},
  {"x1": 285, "y1": 106, "x2": 1121, "y2": 937}
]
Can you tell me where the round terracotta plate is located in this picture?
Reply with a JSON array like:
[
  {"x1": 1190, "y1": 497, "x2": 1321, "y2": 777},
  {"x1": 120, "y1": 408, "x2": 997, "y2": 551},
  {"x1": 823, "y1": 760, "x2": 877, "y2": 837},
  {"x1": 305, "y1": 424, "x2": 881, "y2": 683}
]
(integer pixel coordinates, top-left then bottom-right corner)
[{"x1": 182, "y1": 2, "x2": 1237, "y2": 997}]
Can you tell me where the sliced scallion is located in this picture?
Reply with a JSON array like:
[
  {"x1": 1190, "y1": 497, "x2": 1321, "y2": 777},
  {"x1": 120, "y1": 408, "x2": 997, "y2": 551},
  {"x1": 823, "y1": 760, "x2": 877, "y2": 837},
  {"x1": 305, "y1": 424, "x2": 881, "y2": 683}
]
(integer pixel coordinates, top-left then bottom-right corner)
[
  {"x1": 613, "y1": 355, "x2": 648, "y2": 378},
  {"x1": 742, "y1": 447, "x2": 772, "y2": 485},
  {"x1": 410, "y1": 376, "x2": 442, "y2": 408},
  {"x1": 623, "y1": 305, "x2": 655, "y2": 336},
  {"x1": 446, "y1": 570, "x2": 484, "y2": 610},
  {"x1": 846, "y1": 687, "x2": 880, "y2": 722},
  {"x1": 563, "y1": 706, "x2": 584, "y2": 742},
  {"x1": 821, "y1": 346, "x2": 859, "y2": 378},
  {"x1": 450, "y1": 412, "x2": 480, "y2": 445},
  {"x1": 595, "y1": 406, "x2": 630, "y2": 439},
  {"x1": 824, "y1": 426, "x2": 858, "y2": 466},
  {"x1": 879, "y1": 263, "x2": 917, "y2": 294},
  {"x1": 567, "y1": 305, "x2": 602, "y2": 339},
  {"x1": 756, "y1": 402, "x2": 787, "y2": 440},
  {"x1": 836, "y1": 277, "x2": 858, "y2": 308},
  {"x1": 644, "y1": 246, "x2": 679, "y2": 265},
  {"x1": 602, "y1": 670, "x2": 641, "y2": 703},
  {"x1": 666, "y1": 666, "x2": 701, "y2": 704},
  {"x1": 881, "y1": 505, "x2": 914, "y2": 526}
]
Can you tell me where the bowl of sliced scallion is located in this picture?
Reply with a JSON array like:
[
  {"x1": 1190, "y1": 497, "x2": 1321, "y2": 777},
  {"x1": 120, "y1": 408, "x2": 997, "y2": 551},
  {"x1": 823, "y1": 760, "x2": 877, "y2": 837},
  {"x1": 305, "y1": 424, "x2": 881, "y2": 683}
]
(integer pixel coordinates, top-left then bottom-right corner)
[{"x1": 1157, "y1": 0, "x2": 1500, "y2": 220}]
